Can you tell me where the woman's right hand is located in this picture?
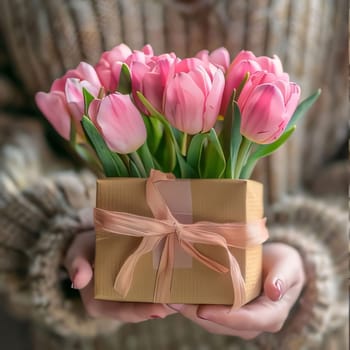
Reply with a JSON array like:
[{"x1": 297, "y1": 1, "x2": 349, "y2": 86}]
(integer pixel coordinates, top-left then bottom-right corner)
[{"x1": 63, "y1": 231, "x2": 177, "y2": 322}]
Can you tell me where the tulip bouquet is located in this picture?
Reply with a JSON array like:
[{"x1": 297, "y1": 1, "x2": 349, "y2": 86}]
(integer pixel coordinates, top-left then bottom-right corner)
[
  {"x1": 36, "y1": 44, "x2": 320, "y2": 180},
  {"x1": 36, "y1": 44, "x2": 321, "y2": 307}
]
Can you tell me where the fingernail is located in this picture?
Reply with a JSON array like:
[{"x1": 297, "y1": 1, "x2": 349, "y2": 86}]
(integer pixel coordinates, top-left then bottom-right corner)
[
  {"x1": 168, "y1": 304, "x2": 184, "y2": 311},
  {"x1": 274, "y1": 279, "x2": 283, "y2": 300},
  {"x1": 197, "y1": 313, "x2": 208, "y2": 320},
  {"x1": 71, "y1": 269, "x2": 78, "y2": 289},
  {"x1": 150, "y1": 315, "x2": 161, "y2": 319}
]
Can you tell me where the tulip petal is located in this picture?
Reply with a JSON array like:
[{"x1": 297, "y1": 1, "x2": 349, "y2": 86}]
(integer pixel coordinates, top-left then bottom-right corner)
[
  {"x1": 143, "y1": 72, "x2": 164, "y2": 112},
  {"x1": 203, "y1": 69, "x2": 225, "y2": 132},
  {"x1": 164, "y1": 73, "x2": 205, "y2": 134},
  {"x1": 88, "y1": 99, "x2": 101, "y2": 125},
  {"x1": 35, "y1": 91, "x2": 71, "y2": 140},
  {"x1": 284, "y1": 82, "x2": 301, "y2": 115},
  {"x1": 96, "y1": 94, "x2": 146, "y2": 153},
  {"x1": 256, "y1": 55, "x2": 284, "y2": 75},
  {"x1": 75, "y1": 62, "x2": 101, "y2": 87},
  {"x1": 209, "y1": 47, "x2": 230, "y2": 71}
]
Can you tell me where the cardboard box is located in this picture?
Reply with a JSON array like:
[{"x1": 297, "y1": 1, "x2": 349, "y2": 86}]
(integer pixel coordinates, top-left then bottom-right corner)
[{"x1": 94, "y1": 176, "x2": 267, "y2": 307}]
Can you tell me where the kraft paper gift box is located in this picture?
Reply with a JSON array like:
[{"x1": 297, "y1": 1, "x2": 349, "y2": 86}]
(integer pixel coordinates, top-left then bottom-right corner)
[{"x1": 94, "y1": 173, "x2": 268, "y2": 308}]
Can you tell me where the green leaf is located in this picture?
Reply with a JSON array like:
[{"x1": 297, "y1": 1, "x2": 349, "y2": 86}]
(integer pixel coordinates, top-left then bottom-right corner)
[
  {"x1": 117, "y1": 63, "x2": 132, "y2": 94},
  {"x1": 241, "y1": 126, "x2": 296, "y2": 179},
  {"x1": 129, "y1": 159, "x2": 142, "y2": 177},
  {"x1": 143, "y1": 115, "x2": 164, "y2": 154},
  {"x1": 137, "y1": 91, "x2": 165, "y2": 120},
  {"x1": 226, "y1": 103, "x2": 242, "y2": 178},
  {"x1": 109, "y1": 153, "x2": 129, "y2": 177},
  {"x1": 187, "y1": 133, "x2": 207, "y2": 175},
  {"x1": 83, "y1": 87, "x2": 95, "y2": 116},
  {"x1": 199, "y1": 129, "x2": 226, "y2": 178},
  {"x1": 234, "y1": 137, "x2": 252, "y2": 179},
  {"x1": 177, "y1": 152, "x2": 196, "y2": 178},
  {"x1": 286, "y1": 89, "x2": 321, "y2": 132},
  {"x1": 129, "y1": 152, "x2": 147, "y2": 177},
  {"x1": 154, "y1": 129, "x2": 177, "y2": 173},
  {"x1": 221, "y1": 91, "x2": 235, "y2": 158},
  {"x1": 81, "y1": 116, "x2": 128, "y2": 177},
  {"x1": 137, "y1": 141, "x2": 155, "y2": 176}
]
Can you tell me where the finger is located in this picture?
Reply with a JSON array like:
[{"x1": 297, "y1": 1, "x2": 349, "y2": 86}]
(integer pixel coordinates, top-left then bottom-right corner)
[
  {"x1": 81, "y1": 281, "x2": 177, "y2": 322},
  {"x1": 196, "y1": 292, "x2": 298, "y2": 333},
  {"x1": 63, "y1": 231, "x2": 95, "y2": 289},
  {"x1": 169, "y1": 304, "x2": 261, "y2": 339},
  {"x1": 263, "y1": 243, "x2": 305, "y2": 302}
]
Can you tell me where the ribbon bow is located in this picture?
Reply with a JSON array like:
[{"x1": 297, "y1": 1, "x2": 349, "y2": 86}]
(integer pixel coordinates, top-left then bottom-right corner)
[{"x1": 94, "y1": 170, "x2": 268, "y2": 309}]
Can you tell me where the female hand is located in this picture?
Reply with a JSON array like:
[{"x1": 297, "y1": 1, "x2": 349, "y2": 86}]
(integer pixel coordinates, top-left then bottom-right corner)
[
  {"x1": 63, "y1": 231, "x2": 177, "y2": 322},
  {"x1": 168, "y1": 242, "x2": 306, "y2": 339}
]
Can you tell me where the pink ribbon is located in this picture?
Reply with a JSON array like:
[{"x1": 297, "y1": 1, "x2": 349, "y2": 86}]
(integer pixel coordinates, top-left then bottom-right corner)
[{"x1": 94, "y1": 169, "x2": 268, "y2": 308}]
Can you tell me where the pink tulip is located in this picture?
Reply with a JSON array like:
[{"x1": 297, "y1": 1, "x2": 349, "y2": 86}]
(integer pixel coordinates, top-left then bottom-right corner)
[
  {"x1": 221, "y1": 50, "x2": 286, "y2": 115},
  {"x1": 126, "y1": 50, "x2": 178, "y2": 113},
  {"x1": 51, "y1": 62, "x2": 101, "y2": 92},
  {"x1": 195, "y1": 47, "x2": 230, "y2": 72},
  {"x1": 35, "y1": 62, "x2": 102, "y2": 140},
  {"x1": 35, "y1": 91, "x2": 71, "y2": 139},
  {"x1": 95, "y1": 43, "x2": 132, "y2": 91},
  {"x1": 237, "y1": 71, "x2": 301, "y2": 144},
  {"x1": 163, "y1": 58, "x2": 225, "y2": 134},
  {"x1": 90, "y1": 93, "x2": 147, "y2": 153}
]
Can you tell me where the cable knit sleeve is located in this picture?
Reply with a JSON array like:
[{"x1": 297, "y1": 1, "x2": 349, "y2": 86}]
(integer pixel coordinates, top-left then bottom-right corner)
[
  {"x1": 255, "y1": 196, "x2": 348, "y2": 350},
  {"x1": 0, "y1": 116, "x2": 120, "y2": 337}
]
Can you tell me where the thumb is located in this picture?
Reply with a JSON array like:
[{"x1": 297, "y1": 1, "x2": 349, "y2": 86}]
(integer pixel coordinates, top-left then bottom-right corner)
[
  {"x1": 263, "y1": 243, "x2": 303, "y2": 302},
  {"x1": 64, "y1": 231, "x2": 95, "y2": 290}
]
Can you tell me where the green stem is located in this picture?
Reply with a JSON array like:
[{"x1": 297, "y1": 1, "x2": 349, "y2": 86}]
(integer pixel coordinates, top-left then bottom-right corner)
[
  {"x1": 234, "y1": 137, "x2": 252, "y2": 179},
  {"x1": 129, "y1": 152, "x2": 147, "y2": 177},
  {"x1": 181, "y1": 132, "x2": 188, "y2": 156},
  {"x1": 240, "y1": 158, "x2": 257, "y2": 179}
]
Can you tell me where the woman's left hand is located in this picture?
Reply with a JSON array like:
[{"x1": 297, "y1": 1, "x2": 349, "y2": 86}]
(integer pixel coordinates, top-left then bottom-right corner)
[{"x1": 168, "y1": 242, "x2": 305, "y2": 340}]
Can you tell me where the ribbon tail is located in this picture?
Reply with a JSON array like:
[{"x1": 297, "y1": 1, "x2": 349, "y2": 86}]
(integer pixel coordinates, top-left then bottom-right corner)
[
  {"x1": 153, "y1": 235, "x2": 176, "y2": 303},
  {"x1": 114, "y1": 236, "x2": 161, "y2": 297},
  {"x1": 227, "y1": 250, "x2": 246, "y2": 310}
]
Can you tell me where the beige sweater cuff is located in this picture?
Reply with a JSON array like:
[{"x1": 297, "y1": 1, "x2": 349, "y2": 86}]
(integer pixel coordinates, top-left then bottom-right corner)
[
  {"x1": 0, "y1": 168, "x2": 120, "y2": 337},
  {"x1": 257, "y1": 195, "x2": 348, "y2": 349}
]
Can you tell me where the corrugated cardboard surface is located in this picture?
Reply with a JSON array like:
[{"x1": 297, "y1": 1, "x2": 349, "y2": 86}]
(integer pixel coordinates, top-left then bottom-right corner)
[{"x1": 94, "y1": 178, "x2": 264, "y2": 306}]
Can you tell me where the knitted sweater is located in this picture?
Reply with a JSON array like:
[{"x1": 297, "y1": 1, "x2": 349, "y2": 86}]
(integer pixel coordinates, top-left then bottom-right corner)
[{"x1": 0, "y1": 116, "x2": 347, "y2": 350}]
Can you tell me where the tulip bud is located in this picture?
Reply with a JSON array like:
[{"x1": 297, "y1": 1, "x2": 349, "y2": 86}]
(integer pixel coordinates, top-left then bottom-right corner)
[
  {"x1": 163, "y1": 58, "x2": 225, "y2": 134},
  {"x1": 221, "y1": 50, "x2": 286, "y2": 115},
  {"x1": 126, "y1": 51, "x2": 177, "y2": 114},
  {"x1": 36, "y1": 62, "x2": 101, "y2": 140},
  {"x1": 95, "y1": 44, "x2": 132, "y2": 92},
  {"x1": 92, "y1": 93, "x2": 147, "y2": 153},
  {"x1": 238, "y1": 72, "x2": 301, "y2": 144}
]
